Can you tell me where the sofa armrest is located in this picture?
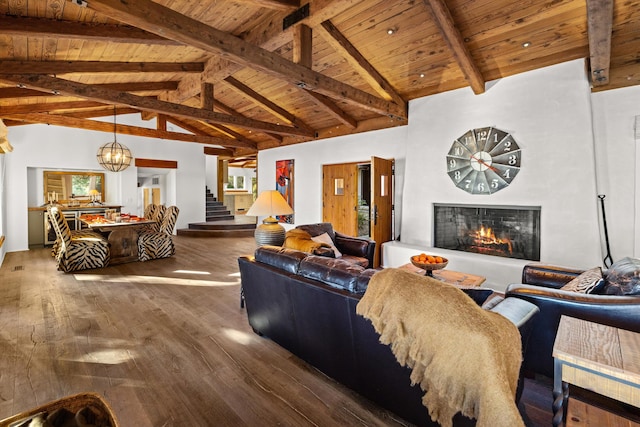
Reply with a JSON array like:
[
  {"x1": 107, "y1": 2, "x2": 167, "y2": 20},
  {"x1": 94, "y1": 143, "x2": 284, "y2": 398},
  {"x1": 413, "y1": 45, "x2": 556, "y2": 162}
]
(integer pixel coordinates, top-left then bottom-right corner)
[
  {"x1": 334, "y1": 232, "x2": 375, "y2": 267},
  {"x1": 505, "y1": 283, "x2": 640, "y2": 378},
  {"x1": 521, "y1": 263, "x2": 584, "y2": 289}
]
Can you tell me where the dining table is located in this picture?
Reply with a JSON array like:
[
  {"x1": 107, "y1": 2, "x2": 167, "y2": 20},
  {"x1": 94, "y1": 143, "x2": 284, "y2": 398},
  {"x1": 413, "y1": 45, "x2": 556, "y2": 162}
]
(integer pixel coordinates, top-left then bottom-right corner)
[{"x1": 78, "y1": 214, "x2": 156, "y2": 264}]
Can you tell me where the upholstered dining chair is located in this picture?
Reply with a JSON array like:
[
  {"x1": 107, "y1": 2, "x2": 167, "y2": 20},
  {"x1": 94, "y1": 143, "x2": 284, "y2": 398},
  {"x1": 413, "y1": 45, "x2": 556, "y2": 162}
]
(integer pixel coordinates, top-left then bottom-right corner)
[
  {"x1": 137, "y1": 205, "x2": 180, "y2": 262},
  {"x1": 47, "y1": 206, "x2": 110, "y2": 272},
  {"x1": 144, "y1": 203, "x2": 157, "y2": 221},
  {"x1": 150, "y1": 204, "x2": 167, "y2": 232}
]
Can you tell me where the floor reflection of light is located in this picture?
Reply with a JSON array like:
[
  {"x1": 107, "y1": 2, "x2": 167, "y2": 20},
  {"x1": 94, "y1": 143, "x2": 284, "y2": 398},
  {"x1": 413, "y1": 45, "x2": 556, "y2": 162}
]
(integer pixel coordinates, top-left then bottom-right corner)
[
  {"x1": 228, "y1": 272, "x2": 240, "y2": 278},
  {"x1": 74, "y1": 275, "x2": 240, "y2": 287},
  {"x1": 173, "y1": 270, "x2": 211, "y2": 275},
  {"x1": 75, "y1": 349, "x2": 135, "y2": 364},
  {"x1": 223, "y1": 328, "x2": 254, "y2": 346}
]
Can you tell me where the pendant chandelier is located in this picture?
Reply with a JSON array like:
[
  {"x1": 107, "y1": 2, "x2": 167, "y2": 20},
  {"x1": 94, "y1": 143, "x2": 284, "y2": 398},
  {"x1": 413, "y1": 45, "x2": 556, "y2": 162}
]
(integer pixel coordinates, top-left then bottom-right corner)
[{"x1": 97, "y1": 106, "x2": 132, "y2": 172}]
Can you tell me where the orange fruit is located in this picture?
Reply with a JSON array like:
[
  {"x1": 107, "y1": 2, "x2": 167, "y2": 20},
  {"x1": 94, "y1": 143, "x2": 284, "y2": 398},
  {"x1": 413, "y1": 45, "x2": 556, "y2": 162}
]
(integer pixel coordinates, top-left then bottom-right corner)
[
  {"x1": 435, "y1": 256, "x2": 443, "y2": 263},
  {"x1": 426, "y1": 255, "x2": 436, "y2": 263}
]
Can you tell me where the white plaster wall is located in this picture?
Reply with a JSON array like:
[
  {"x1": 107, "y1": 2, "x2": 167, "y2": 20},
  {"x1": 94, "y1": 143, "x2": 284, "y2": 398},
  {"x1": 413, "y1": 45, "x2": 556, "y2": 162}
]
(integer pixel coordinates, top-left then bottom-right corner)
[
  {"x1": 256, "y1": 60, "x2": 618, "y2": 290},
  {"x1": 590, "y1": 86, "x2": 640, "y2": 259},
  {"x1": 401, "y1": 60, "x2": 602, "y2": 273},
  {"x1": 205, "y1": 155, "x2": 218, "y2": 198},
  {"x1": 257, "y1": 125, "x2": 409, "y2": 233},
  {"x1": 4, "y1": 114, "x2": 207, "y2": 253}
]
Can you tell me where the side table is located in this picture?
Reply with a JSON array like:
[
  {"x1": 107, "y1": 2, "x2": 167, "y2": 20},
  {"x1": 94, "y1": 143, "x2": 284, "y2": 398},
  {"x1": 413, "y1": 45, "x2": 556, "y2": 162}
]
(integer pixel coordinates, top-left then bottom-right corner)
[
  {"x1": 552, "y1": 315, "x2": 640, "y2": 426},
  {"x1": 398, "y1": 263, "x2": 486, "y2": 288}
]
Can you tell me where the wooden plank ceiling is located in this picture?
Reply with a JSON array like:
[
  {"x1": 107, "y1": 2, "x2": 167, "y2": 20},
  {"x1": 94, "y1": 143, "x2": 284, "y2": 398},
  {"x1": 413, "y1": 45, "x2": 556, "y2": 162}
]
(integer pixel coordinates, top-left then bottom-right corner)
[{"x1": 0, "y1": 0, "x2": 635, "y2": 163}]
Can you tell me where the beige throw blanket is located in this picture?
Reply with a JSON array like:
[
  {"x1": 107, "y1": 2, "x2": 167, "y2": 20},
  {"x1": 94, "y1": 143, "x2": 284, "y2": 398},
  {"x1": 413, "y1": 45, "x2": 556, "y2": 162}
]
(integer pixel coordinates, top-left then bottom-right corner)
[{"x1": 356, "y1": 268, "x2": 524, "y2": 427}]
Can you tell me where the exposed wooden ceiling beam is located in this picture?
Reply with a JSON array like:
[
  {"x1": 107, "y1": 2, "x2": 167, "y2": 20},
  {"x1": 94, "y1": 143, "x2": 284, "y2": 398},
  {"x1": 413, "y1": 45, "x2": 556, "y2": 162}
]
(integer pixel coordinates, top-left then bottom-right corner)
[
  {"x1": 62, "y1": 106, "x2": 142, "y2": 119},
  {"x1": 0, "y1": 61, "x2": 204, "y2": 75},
  {"x1": 162, "y1": 0, "x2": 360, "y2": 104},
  {"x1": 0, "y1": 74, "x2": 312, "y2": 138},
  {"x1": 422, "y1": 0, "x2": 485, "y2": 95},
  {"x1": 169, "y1": 117, "x2": 257, "y2": 148},
  {"x1": 232, "y1": 0, "x2": 299, "y2": 11},
  {"x1": 0, "y1": 15, "x2": 180, "y2": 45},
  {"x1": 211, "y1": 99, "x2": 284, "y2": 143},
  {"x1": 204, "y1": 146, "x2": 235, "y2": 157},
  {"x1": 586, "y1": 0, "x2": 614, "y2": 86},
  {"x1": 0, "y1": 100, "x2": 108, "y2": 114},
  {"x1": 81, "y1": 0, "x2": 406, "y2": 119},
  {"x1": 0, "y1": 81, "x2": 179, "y2": 99},
  {"x1": 302, "y1": 89, "x2": 357, "y2": 129},
  {"x1": 3, "y1": 113, "x2": 256, "y2": 150},
  {"x1": 318, "y1": 20, "x2": 406, "y2": 109},
  {"x1": 289, "y1": 21, "x2": 357, "y2": 129},
  {"x1": 224, "y1": 76, "x2": 315, "y2": 133}
]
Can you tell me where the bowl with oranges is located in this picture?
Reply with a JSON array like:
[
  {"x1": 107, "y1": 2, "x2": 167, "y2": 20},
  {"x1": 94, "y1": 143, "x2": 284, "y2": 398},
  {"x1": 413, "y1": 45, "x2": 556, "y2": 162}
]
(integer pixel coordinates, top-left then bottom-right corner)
[{"x1": 410, "y1": 253, "x2": 448, "y2": 276}]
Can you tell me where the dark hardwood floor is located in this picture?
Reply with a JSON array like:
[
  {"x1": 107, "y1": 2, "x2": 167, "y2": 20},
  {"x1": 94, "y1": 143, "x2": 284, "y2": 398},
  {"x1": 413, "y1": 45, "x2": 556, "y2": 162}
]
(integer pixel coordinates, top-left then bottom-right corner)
[{"x1": 0, "y1": 236, "x2": 553, "y2": 426}]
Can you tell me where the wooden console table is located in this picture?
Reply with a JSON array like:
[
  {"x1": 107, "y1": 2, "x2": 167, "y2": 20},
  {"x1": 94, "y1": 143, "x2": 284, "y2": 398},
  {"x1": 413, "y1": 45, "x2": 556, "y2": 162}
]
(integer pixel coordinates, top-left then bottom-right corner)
[
  {"x1": 79, "y1": 216, "x2": 155, "y2": 264},
  {"x1": 552, "y1": 315, "x2": 640, "y2": 427},
  {"x1": 398, "y1": 263, "x2": 486, "y2": 288}
]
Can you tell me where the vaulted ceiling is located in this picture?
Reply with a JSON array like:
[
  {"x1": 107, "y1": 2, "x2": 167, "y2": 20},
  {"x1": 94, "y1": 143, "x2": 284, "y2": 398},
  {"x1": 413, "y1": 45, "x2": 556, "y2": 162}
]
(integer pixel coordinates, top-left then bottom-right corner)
[{"x1": 0, "y1": 0, "x2": 635, "y2": 164}]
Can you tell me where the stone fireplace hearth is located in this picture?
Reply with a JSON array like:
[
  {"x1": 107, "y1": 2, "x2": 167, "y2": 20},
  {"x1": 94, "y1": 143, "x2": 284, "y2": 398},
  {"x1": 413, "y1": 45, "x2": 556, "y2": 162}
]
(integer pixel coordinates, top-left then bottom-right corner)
[{"x1": 433, "y1": 204, "x2": 541, "y2": 261}]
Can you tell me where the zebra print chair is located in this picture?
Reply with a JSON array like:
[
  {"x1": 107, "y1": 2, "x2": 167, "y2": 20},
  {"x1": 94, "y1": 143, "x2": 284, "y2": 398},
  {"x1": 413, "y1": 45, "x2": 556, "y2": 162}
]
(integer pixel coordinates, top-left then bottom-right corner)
[
  {"x1": 47, "y1": 206, "x2": 110, "y2": 272},
  {"x1": 137, "y1": 205, "x2": 179, "y2": 262},
  {"x1": 150, "y1": 204, "x2": 167, "y2": 232}
]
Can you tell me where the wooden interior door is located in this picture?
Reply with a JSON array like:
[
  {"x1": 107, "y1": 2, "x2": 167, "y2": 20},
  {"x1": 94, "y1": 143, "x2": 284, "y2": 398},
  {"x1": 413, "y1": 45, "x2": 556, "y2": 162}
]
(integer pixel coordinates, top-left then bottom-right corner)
[
  {"x1": 143, "y1": 188, "x2": 150, "y2": 209},
  {"x1": 370, "y1": 156, "x2": 394, "y2": 268},
  {"x1": 152, "y1": 188, "x2": 161, "y2": 205},
  {"x1": 322, "y1": 163, "x2": 358, "y2": 236}
]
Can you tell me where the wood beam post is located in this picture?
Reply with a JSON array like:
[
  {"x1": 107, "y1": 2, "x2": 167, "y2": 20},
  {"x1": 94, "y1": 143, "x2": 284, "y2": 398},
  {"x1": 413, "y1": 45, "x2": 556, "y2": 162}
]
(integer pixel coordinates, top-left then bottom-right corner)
[
  {"x1": 293, "y1": 24, "x2": 313, "y2": 69},
  {"x1": 587, "y1": 0, "x2": 614, "y2": 86},
  {"x1": 201, "y1": 82, "x2": 215, "y2": 111}
]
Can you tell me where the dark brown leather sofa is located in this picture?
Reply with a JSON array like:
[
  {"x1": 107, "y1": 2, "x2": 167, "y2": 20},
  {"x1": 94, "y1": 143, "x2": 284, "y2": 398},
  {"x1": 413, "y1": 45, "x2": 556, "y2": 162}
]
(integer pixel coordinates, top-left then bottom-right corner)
[
  {"x1": 505, "y1": 263, "x2": 640, "y2": 379},
  {"x1": 239, "y1": 246, "x2": 540, "y2": 426}
]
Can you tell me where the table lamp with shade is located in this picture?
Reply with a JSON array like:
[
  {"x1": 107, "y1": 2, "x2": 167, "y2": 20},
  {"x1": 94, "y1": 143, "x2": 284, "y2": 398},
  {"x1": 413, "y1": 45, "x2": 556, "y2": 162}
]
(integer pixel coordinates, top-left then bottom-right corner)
[{"x1": 246, "y1": 190, "x2": 293, "y2": 246}]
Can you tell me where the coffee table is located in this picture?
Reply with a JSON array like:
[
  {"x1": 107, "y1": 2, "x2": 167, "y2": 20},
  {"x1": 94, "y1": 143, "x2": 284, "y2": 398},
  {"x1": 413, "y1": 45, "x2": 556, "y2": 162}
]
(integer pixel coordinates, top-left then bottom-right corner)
[
  {"x1": 398, "y1": 263, "x2": 486, "y2": 288},
  {"x1": 552, "y1": 315, "x2": 640, "y2": 426}
]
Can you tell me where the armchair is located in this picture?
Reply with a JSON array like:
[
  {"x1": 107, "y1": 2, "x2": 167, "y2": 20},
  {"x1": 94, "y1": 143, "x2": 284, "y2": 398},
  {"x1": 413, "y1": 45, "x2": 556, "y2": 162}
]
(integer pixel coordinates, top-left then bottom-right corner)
[
  {"x1": 47, "y1": 206, "x2": 110, "y2": 272},
  {"x1": 138, "y1": 205, "x2": 179, "y2": 262},
  {"x1": 505, "y1": 263, "x2": 640, "y2": 378},
  {"x1": 295, "y1": 223, "x2": 375, "y2": 268}
]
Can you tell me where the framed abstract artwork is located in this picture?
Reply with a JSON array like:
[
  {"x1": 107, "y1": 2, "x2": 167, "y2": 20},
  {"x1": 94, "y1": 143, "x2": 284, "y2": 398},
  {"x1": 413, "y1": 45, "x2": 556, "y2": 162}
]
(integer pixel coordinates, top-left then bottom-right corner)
[{"x1": 276, "y1": 159, "x2": 294, "y2": 223}]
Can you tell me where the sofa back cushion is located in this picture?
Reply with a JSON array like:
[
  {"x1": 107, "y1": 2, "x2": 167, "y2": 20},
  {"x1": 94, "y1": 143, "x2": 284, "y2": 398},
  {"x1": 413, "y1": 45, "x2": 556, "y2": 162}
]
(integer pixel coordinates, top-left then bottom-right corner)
[
  {"x1": 255, "y1": 245, "x2": 308, "y2": 274},
  {"x1": 298, "y1": 255, "x2": 365, "y2": 292},
  {"x1": 296, "y1": 223, "x2": 336, "y2": 241}
]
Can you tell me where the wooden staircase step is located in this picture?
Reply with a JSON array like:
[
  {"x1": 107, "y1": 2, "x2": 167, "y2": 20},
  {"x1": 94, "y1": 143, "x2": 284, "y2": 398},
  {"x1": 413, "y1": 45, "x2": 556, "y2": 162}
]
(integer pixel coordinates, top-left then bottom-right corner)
[
  {"x1": 187, "y1": 220, "x2": 256, "y2": 231},
  {"x1": 177, "y1": 228, "x2": 256, "y2": 238}
]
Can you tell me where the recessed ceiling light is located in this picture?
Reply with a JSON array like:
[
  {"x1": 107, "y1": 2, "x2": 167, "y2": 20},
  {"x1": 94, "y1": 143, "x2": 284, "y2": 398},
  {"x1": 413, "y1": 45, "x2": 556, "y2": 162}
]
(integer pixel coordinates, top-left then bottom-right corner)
[
  {"x1": 522, "y1": 41, "x2": 531, "y2": 48},
  {"x1": 419, "y1": 73, "x2": 425, "y2": 78},
  {"x1": 387, "y1": 28, "x2": 396, "y2": 35}
]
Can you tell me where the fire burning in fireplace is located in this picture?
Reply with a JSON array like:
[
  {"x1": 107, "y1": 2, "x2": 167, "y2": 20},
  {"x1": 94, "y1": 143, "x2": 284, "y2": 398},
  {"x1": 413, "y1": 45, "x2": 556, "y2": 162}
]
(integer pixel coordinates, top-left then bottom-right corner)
[
  {"x1": 433, "y1": 204, "x2": 541, "y2": 261},
  {"x1": 470, "y1": 225, "x2": 513, "y2": 256}
]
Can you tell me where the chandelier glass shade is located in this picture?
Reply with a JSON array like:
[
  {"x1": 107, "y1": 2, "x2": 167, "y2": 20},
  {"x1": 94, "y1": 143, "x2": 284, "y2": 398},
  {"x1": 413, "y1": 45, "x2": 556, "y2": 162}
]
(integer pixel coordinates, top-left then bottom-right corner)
[{"x1": 97, "y1": 107, "x2": 132, "y2": 172}]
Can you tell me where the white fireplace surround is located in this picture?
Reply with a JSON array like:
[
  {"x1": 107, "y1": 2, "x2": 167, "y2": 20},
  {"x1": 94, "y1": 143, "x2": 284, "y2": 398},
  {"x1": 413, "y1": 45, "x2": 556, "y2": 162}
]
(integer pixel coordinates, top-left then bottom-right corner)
[{"x1": 382, "y1": 240, "x2": 529, "y2": 292}]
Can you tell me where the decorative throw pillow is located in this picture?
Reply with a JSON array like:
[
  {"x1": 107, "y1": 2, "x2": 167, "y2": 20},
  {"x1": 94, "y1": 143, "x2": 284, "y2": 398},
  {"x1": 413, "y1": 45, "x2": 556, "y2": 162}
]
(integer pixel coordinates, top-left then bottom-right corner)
[
  {"x1": 560, "y1": 267, "x2": 605, "y2": 294},
  {"x1": 602, "y1": 257, "x2": 640, "y2": 296},
  {"x1": 312, "y1": 232, "x2": 343, "y2": 258},
  {"x1": 283, "y1": 229, "x2": 331, "y2": 254}
]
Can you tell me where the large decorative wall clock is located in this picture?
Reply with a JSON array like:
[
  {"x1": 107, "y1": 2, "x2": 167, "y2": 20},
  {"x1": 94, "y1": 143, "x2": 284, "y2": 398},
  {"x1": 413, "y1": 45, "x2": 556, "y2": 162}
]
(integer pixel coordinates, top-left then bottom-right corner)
[{"x1": 446, "y1": 127, "x2": 522, "y2": 195}]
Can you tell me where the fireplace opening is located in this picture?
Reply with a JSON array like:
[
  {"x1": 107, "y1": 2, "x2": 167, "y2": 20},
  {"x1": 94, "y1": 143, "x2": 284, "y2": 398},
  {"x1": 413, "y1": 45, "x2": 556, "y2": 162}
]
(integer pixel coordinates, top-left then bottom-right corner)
[{"x1": 433, "y1": 204, "x2": 541, "y2": 261}]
